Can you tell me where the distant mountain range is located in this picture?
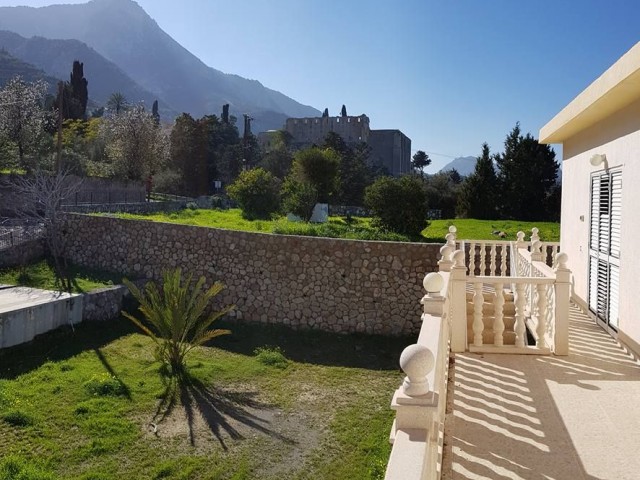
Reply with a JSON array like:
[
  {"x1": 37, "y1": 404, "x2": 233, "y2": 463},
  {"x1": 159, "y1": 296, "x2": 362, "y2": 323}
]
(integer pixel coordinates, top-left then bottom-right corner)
[
  {"x1": 0, "y1": 48, "x2": 59, "y2": 93},
  {"x1": 439, "y1": 156, "x2": 477, "y2": 176},
  {"x1": 0, "y1": 0, "x2": 320, "y2": 131}
]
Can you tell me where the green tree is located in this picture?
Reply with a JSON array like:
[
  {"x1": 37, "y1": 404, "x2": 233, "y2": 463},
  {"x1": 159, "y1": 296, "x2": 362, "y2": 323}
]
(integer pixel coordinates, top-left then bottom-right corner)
[
  {"x1": 170, "y1": 113, "x2": 208, "y2": 195},
  {"x1": 55, "y1": 61, "x2": 88, "y2": 121},
  {"x1": 281, "y1": 175, "x2": 318, "y2": 221},
  {"x1": 151, "y1": 100, "x2": 160, "y2": 126},
  {"x1": 364, "y1": 175, "x2": 428, "y2": 237},
  {"x1": 423, "y1": 171, "x2": 460, "y2": 219},
  {"x1": 495, "y1": 123, "x2": 559, "y2": 220},
  {"x1": 106, "y1": 92, "x2": 128, "y2": 115},
  {"x1": 457, "y1": 143, "x2": 498, "y2": 219},
  {"x1": 123, "y1": 269, "x2": 233, "y2": 375},
  {"x1": 291, "y1": 147, "x2": 339, "y2": 203},
  {"x1": 227, "y1": 167, "x2": 281, "y2": 219},
  {"x1": 322, "y1": 132, "x2": 372, "y2": 206},
  {"x1": 412, "y1": 150, "x2": 431, "y2": 178}
]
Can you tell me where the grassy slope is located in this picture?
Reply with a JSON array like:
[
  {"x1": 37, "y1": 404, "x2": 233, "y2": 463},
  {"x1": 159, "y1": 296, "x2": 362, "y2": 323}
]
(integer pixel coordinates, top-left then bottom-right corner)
[
  {"x1": 0, "y1": 318, "x2": 407, "y2": 480},
  {"x1": 0, "y1": 260, "x2": 124, "y2": 293},
  {"x1": 113, "y1": 209, "x2": 560, "y2": 242}
]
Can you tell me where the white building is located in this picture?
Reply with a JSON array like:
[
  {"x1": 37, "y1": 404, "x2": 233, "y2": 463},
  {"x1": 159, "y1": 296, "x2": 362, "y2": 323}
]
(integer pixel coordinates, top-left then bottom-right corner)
[{"x1": 540, "y1": 41, "x2": 640, "y2": 353}]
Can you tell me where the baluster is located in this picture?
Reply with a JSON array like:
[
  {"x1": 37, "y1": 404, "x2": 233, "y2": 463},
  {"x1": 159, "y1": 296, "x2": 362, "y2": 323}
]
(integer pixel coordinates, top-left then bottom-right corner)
[
  {"x1": 500, "y1": 244, "x2": 507, "y2": 276},
  {"x1": 479, "y1": 242, "x2": 487, "y2": 276},
  {"x1": 514, "y1": 283, "x2": 526, "y2": 348},
  {"x1": 493, "y1": 282, "x2": 505, "y2": 346},
  {"x1": 536, "y1": 283, "x2": 548, "y2": 348},
  {"x1": 490, "y1": 244, "x2": 497, "y2": 276},
  {"x1": 473, "y1": 282, "x2": 484, "y2": 346},
  {"x1": 468, "y1": 242, "x2": 476, "y2": 277}
]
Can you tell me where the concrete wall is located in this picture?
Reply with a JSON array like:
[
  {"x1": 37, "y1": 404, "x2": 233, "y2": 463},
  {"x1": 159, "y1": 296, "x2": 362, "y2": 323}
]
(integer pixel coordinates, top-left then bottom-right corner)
[
  {"x1": 62, "y1": 215, "x2": 443, "y2": 336},
  {"x1": 0, "y1": 287, "x2": 83, "y2": 349},
  {"x1": 561, "y1": 95, "x2": 640, "y2": 348}
]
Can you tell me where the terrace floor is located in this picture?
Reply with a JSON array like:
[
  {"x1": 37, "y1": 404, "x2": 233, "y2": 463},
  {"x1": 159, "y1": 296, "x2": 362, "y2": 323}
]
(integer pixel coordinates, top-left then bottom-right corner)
[{"x1": 442, "y1": 303, "x2": 640, "y2": 480}]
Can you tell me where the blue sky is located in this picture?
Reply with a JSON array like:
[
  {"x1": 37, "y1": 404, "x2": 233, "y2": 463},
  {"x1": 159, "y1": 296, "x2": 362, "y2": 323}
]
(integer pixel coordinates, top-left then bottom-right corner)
[{"x1": 1, "y1": 0, "x2": 640, "y2": 171}]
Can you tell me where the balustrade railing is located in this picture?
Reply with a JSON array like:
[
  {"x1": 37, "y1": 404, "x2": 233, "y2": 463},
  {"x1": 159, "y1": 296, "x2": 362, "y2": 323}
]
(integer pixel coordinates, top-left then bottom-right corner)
[{"x1": 385, "y1": 226, "x2": 570, "y2": 480}]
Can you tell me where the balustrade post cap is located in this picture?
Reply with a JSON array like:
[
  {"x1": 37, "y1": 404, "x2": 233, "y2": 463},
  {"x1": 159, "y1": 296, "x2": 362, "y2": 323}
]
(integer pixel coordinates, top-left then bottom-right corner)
[
  {"x1": 532, "y1": 240, "x2": 542, "y2": 251},
  {"x1": 423, "y1": 272, "x2": 444, "y2": 294},
  {"x1": 448, "y1": 225, "x2": 457, "y2": 234},
  {"x1": 555, "y1": 252, "x2": 569, "y2": 269},
  {"x1": 399, "y1": 344, "x2": 434, "y2": 396},
  {"x1": 517, "y1": 231, "x2": 525, "y2": 241},
  {"x1": 452, "y1": 249, "x2": 465, "y2": 267},
  {"x1": 445, "y1": 232, "x2": 455, "y2": 243},
  {"x1": 439, "y1": 244, "x2": 452, "y2": 257},
  {"x1": 531, "y1": 227, "x2": 539, "y2": 235}
]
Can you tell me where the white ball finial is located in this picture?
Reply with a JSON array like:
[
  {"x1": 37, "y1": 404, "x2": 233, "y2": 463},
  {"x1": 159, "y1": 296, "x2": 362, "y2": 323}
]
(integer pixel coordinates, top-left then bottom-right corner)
[
  {"x1": 555, "y1": 252, "x2": 568, "y2": 269},
  {"x1": 439, "y1": 244, "x2": 452, "y2": 259},
  {"x1": 448, "y1": 225, "x2": 457, "y2": 234},
  {"x1": 423, "y1": 272, "x2": 444, "y2": 295},
  {"x1": 517, "y1": 231, "x2": 525, "y2": 242},
  {"x1": 531, "y1": 227, "x2": 539, "y2": 235},
  {"x1": 452, "y1": 249, "x2": 465, "y2": 267},
  {"x1": 399, "y1": 344, "x2": 434, "y2": 396}
]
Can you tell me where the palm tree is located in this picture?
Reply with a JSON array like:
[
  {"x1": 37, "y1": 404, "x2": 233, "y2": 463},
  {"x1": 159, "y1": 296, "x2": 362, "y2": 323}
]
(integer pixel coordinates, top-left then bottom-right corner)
[
  {"x1": 123, "y1": 269, "x2": 234, "y2": 375},
  {"x1": 107, "y1": 92, "x2": 129, "y2": 115}
]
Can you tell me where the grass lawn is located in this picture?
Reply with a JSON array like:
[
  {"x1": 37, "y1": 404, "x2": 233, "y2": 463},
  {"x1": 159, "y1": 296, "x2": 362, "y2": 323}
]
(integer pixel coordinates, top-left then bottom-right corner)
[
  {"x1": 0, "y1": 260, "x2": 124, "y2": 293},
  {"x1": 0, "y1": 317, "x2": 407, "y2": 480},
  {"x1": 111, "y1": 209, "x2": 560, "y2": 242}
]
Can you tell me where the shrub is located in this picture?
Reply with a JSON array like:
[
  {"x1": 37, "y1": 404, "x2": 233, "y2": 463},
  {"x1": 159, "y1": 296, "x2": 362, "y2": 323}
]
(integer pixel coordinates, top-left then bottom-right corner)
[
  {"x1": 2, "y1": 410, "x2": 33, "y2": 427},
  {"x1": 254, "y1": 346, "x2": 289, "y2": 369},
  {"x1": 226, "y1": 168, "x2": 281, "y2": 220},
  {"x1": 281, "y1": 176, "x2": 317, "y2": 221},
  {"x1": 123, "y1": 269, "x2": 234, "y2": 375},
  {"x1": 291, "y1": 147, "x2": 339, "y2": 202},
  {"x1": 0, "y1": 456, "x2": 54, "y2": 480},
  {"x1": 185, "y1": 201, "x2": 198, "y2": 210},
  {"x1": 83, "y1": 374, "x2": 127, "y2": 397},
  {"x1": 364, "y1": 175, "x2": 428, "y2": 237}
]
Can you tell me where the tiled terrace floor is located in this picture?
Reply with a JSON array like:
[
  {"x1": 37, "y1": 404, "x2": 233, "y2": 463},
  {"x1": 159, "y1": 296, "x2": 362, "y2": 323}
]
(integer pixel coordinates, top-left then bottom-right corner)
[{"x1": 442, "y1": 303, "x2": 640, "y2": 480}]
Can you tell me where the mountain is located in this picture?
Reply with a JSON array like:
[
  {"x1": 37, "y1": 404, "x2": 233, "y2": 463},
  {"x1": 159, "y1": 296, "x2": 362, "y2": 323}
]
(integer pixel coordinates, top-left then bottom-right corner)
[
  {"x1": 0, "y1": 48, "x2": 59, "y2": 92},
  {"x1": 439, "y1": 156, "x2": 477, "y2": 176},
  {"x1": 0, "y1": 30, "x2": 175, "y2": 117},
  {"x1": 0, "y1": 0, "x2": 320, "y2": 131}
]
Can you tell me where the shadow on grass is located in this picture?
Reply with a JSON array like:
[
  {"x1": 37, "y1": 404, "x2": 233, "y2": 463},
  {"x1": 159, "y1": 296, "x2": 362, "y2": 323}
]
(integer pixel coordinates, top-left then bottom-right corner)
[
  {"x1": 214, "y1": 319, "x2": 412, "y2": 371},
  {"x1": 154, "y1": 370, "x2": 294, "y2": 450},
  {"x1": 0, "y1": 317, "x2": 137, "y2": 380}
]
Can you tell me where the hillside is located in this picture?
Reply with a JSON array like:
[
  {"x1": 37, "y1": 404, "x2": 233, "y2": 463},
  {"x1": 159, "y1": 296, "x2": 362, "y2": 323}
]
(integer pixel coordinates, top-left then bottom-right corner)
[
  {"x1": 0, "y1": 30, "x2": 175, "y2": 117},
  {"x1": 0, "y1": 0, "x2": 320, "y2": 130},
  {"x1": 439, "y1": 155, "x2": 477, "y2": 176},
  {"x1": 0, "y1": 49, "x2": 59, "y2": 93}
]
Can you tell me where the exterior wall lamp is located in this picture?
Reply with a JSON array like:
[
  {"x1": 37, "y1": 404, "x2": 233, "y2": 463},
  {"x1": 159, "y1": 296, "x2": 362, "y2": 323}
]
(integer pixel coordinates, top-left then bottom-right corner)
[{"x1": 590, "y1": 153, "x2": 608, "y2": 168}]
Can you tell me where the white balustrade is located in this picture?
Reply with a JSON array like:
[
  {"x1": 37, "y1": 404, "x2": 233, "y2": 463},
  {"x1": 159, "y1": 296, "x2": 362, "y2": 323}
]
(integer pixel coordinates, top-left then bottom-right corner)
[
  {"x1": 493, "y1": 282, "x2": 505, "y2": 346},
  {"x1": 472, "y1": 282, "x2": 484, "y2": 346}
]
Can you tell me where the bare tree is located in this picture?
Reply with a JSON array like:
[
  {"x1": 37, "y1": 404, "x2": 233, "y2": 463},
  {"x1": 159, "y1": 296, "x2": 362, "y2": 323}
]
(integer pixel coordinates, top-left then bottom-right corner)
[{"x1": 14, "y1": 170, "x2": 83, "y2": 292}]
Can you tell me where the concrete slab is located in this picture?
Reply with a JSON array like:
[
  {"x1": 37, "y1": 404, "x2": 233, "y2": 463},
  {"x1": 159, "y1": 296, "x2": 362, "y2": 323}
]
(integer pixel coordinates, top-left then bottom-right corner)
[{"x1": 443, "y1": 303, "x2": 640, "y2": 480}]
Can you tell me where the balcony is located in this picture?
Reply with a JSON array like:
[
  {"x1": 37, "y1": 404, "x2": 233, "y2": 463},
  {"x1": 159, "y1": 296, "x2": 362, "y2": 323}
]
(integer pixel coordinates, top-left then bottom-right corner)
[{"x1": 385, "y1": 227, "x2": 640, "y2": 479}]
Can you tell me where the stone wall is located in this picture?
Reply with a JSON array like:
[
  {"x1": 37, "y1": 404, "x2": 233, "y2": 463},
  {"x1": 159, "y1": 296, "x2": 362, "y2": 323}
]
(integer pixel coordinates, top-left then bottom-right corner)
[
  {"x1": 63, "y1": 215, "x2": 443, "y2": 336},
  {"x1": 82, "y1": 285, "x2": 128, "y2": 322},
  {"x1": 0, "y1": 239, "x2": 45, "y2": 268}
]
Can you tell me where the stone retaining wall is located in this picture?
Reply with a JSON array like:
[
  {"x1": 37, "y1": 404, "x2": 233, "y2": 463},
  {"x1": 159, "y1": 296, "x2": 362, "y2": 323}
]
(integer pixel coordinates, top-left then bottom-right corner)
[
  {"x1": 82, "y1": 285, "x2": 128, "y2": 322},
  {"x1": 63, "y1": 215, "x2": 443, "y2": 335},
  {"x1": 0, "y1": 239, "x2": 45, "y2": 268}
]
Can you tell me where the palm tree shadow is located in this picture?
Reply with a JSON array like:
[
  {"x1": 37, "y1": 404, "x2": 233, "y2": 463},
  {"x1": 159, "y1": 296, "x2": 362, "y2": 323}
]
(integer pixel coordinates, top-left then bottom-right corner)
[{"x1": 152, "y1": 370, "x2": 294, "y2": 450}]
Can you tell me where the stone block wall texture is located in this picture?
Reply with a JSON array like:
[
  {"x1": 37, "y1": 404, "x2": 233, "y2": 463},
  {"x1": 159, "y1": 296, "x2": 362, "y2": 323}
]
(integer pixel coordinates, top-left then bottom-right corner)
[
  {"x1": 63, "y1": 215, "x2": 443, "y2": 336},
  {"x1": 82, "y1": 285, "x2": 128, "y2": 322}
]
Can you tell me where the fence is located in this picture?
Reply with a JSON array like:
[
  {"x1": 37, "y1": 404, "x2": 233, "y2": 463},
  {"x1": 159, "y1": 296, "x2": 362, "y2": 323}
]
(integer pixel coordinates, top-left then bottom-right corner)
[{"x1": 0, "y1": 226, "x2": 44, "y2": 251}]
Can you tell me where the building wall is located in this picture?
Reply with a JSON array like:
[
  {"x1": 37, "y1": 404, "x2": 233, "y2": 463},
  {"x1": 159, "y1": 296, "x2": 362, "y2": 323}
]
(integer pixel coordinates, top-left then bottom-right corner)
[
  {"x1": 561, "y1": 95, "x2": 640, "y2": 348},
  {"x1": 368, "y1": 130, "x2": 412, "y2": 176},
  {"x1": 62, "y1": 215, "x2": 442, "y2": 336},
  {"x1": 285, "y1": 115, "x2": 371, "y2": 146}
]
